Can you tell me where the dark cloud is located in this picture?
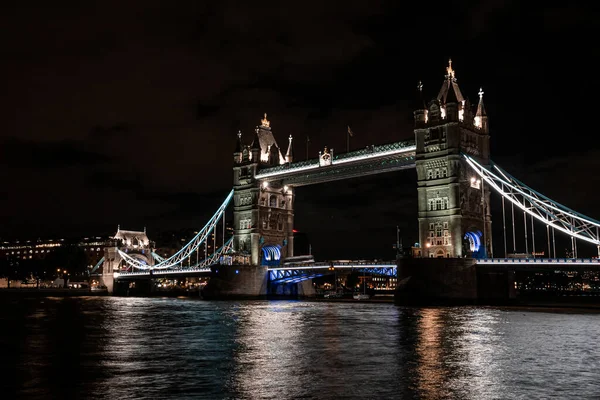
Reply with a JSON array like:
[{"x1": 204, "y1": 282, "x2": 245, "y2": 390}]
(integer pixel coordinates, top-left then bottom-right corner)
[
  {"x1": 1, "y1": 1, "x2": 598, "y2": 258},
  {"x1": 1, "y1": 137, "x2": 113, "y2": 168}
]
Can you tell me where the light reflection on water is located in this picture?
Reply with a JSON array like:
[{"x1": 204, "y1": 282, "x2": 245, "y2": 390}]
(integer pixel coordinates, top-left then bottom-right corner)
[{"x1": 1, "y1": 297, "x2": 599, "y2": 399}]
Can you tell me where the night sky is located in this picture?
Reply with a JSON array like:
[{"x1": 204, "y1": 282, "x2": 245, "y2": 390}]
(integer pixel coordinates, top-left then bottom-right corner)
[{"x1": 2, "y1": 1, "x2": 598, "y2": 259}]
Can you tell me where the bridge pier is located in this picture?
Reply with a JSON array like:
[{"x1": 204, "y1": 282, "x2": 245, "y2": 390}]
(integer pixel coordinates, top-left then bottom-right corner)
[
  {"x1": 395, "y1": 258, "x2": 478, "y2": 305},
  {"x1": 202, "y1": 265, "x2": 269, "y2": 299},
  {"x1": 268, "y1": 279, "x2": 316, "y2": 299}
]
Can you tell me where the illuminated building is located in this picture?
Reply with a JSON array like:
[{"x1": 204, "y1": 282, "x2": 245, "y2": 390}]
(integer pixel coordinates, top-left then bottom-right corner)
[{"x1": 414, "y1": 59, "x2": 491, "y2": 258}]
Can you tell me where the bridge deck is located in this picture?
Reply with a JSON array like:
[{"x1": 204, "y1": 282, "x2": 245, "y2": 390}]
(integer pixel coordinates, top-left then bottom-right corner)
[
  {"x1": 112, "y1": 258, "x2": 600, "y2": 282},
  {"x1": 255, "y1": 141, "x2": 416, "y2": 186}
]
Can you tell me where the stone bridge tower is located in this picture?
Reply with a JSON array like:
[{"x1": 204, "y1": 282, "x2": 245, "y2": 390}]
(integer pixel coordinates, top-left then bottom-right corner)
[
  {"x1": 232, "y1": 114, "x2": 295, "y2": 266},
  {"x1": 101, "y1": 227, "x2": 154, "y2": 292},
  {"x1": 414, "y1": 60, "x2": 492, "y2": 258}
]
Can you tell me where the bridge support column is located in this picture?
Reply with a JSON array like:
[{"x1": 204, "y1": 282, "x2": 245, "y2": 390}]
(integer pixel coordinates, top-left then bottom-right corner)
[
  {"x1": 202, "y1": 265, "x2": 269, "y2": 299},
  {"x1": 395, "y1": 258, "x2": 478, "y2": 305},
  {"x1": 100, "y1": 247, "x2": 121, "y2": 294}
]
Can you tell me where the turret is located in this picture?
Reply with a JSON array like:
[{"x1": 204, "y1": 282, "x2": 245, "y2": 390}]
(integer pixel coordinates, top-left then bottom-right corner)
[
  {"x1": 285, "y1": 135, "x2": 293, "y2": 163},
  {"x1": 250, "y1": 127, "x2": 261, "y2": 162},
  {"x1": 233, "y1": 130, "x2": 243, "y2": 164},
  {"x1": 413, "y1": 81, "x2": 428, "y2": 127},
  {"x1": 474, "y1": 88, "x2": 488, "y2": 133}
]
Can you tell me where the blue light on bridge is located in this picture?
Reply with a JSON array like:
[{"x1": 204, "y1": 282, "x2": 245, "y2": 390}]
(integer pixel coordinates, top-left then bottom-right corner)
[
  {"x1": 464, "y1": 231, "x2": 482, "y2": 252},
  {"x1": 261, "y1": 245, "x2": 282, "y2": 266}
]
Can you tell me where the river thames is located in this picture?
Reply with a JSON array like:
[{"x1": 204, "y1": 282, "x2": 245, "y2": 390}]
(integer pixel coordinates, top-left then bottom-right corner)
[{"x1": 1, "y1": 297, "x2": 599, "y2": 399}]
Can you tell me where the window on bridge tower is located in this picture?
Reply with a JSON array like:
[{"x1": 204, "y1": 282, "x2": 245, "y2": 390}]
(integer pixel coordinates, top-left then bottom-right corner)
[
  {"x1": 436, "y1": 224, "x2": 443, "y2": 237},
  {"x1": 441, "y1": 167, "x2": 448, "y2": 178},
  {"x1": 427, "y1": 169, "x2": 433, "y2": 180},
  {"x1": 269, "y1": 195, "x2": 277, "y2": 208}
]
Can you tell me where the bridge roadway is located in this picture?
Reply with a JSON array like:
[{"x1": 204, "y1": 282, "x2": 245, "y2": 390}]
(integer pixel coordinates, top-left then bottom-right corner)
[
  {"x1": 255, "y1": 140, "x2": 416, "y2": 186},
  {"x1": 111, "y1": 258, "x2": 600, "y2": 282},
  {"x1": 114, "y1": 268, "x2": 211, "y2": 279}
]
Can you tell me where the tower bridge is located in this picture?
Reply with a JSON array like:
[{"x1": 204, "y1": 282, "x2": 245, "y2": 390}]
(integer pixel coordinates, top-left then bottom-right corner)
[{"x1": 99, "y1": 60, "x2": 600, "y2": 302}]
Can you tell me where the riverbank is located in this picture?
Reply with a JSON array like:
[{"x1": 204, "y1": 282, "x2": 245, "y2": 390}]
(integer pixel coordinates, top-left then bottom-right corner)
[{"x1": 0, "y1": 288, "x2": 108, "y2": 297}]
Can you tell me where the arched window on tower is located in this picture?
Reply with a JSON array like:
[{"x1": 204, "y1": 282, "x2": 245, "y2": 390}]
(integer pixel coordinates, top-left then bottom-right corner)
[{"x1": 269, "y1": 195, "x2": 277, "y2": 208}]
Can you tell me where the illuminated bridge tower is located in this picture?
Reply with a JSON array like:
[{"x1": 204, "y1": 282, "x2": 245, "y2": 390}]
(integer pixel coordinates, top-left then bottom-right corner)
[
  {"x1": 101, "y1": 227, "x2": 154, "y2": 293},
  {"x1": 232, "y1": 114, "x2": 295, "y2": 266},
  {"x1": 414, "y1": 60, "x2": 492, "y2": 258}
]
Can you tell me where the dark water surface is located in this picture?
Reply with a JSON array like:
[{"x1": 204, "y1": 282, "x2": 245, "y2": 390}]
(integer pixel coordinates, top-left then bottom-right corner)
[{"x1": 1, "y1": 297, "x2": 599, "y2": 399}]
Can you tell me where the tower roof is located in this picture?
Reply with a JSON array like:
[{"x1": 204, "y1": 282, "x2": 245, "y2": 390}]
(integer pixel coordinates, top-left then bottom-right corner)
[
  {"x1": 437, "y1": 59, "x2": 464, "y2": 104},
  {"x1": 113, "y1": 228, "x2": 150, "y2": 246},
  {"x1": 253, "y1": 113, "x2": 284, "y2": 164}
]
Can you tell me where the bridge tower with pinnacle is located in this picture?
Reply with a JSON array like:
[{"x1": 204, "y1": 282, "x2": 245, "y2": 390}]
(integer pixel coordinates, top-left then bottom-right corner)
[
  {"x1": 232, "y1": 114, "x2": 295, "y2": 266},
  {"x1": 413, "y1": 60, "x2": 492, "y2": 258}
]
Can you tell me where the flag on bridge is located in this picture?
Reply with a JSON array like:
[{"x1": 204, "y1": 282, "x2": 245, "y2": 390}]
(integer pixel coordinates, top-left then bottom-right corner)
[{"x1": 347, "y1": 126, "x2": 354, "y2": 137}]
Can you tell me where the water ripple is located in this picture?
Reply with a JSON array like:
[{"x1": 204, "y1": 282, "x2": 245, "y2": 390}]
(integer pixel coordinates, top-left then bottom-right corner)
[{"x1": 1, "y1": 298, "x2": 599, "y2": 399}]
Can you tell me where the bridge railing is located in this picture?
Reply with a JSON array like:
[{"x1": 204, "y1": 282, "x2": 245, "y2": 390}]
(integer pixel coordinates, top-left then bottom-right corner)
[
  {"x1": 277, "y1": 260, "x2": 396, "y2": 269},
  {"x1": 256, "y1": 140, "x2": 416, "y2": 179},
  {"x1": 477, "y1": 258, "x2": 600, "y2": 265},
  {"x1": 116, "y1": 267, "x2": 212, "y2": 277}
]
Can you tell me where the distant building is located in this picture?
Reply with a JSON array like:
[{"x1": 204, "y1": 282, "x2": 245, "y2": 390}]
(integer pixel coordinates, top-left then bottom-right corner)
[
  {"x1": 0, "y1": 239, "x2": 63, "y2": 261},
  {"x1": 0, "y1": 236, "x2": 113, "y2": 269}
]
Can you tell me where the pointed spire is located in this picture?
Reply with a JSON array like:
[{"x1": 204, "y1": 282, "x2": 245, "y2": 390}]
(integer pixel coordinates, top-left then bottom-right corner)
[
  {"x1": 234, "y1": 130, "x2": 243, "y2": 153},
  {"x1": 476, "y1": 87, "x2": 487, "y2": 117},
  {"x1": 117, "y1": 224, "x2": 120, "y2": 231},
  {"x1": 437, "y1": 58, "x2": 464, "y2": 104},
  {"x1": 286, "y1": 134, "x2": 294, "y2": 163},
  {"x1": 445, "y1": 58, "x2": 456, "y2": 81},
  {"x1": 143, "y1": 226, "x2": 146, "y2": 233},
  {"x1": 415, "y1": 80, "x2": 426, "y2": 110},
  {"x1": 474, "y1": 87, "x2": 488, "y2": 131}
]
